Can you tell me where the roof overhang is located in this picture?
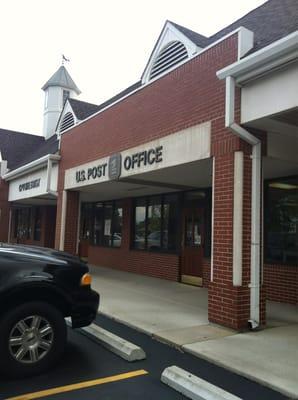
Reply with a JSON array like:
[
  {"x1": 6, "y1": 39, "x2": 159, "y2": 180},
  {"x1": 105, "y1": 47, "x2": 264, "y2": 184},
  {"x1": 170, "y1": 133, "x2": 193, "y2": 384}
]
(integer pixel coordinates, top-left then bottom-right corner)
[
  {"x1": 217, "y1": 31, "x2": 298, "y2": 85},
  {"x1": 3, "y1": 154, "x2": 61, "y2": 181}
]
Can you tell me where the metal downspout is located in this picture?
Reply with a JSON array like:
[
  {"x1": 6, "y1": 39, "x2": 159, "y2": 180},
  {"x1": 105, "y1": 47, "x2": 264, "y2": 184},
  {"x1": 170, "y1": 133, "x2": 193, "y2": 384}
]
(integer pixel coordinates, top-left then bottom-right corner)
[{"x1": 225, "y1": 76, "x2": 261, "y2": 329}]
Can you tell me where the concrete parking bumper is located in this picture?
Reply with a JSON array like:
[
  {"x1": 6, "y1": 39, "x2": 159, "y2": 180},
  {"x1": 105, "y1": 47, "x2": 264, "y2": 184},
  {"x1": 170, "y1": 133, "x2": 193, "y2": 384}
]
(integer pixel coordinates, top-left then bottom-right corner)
[{"x1": 83, "y1": 323, "x2": 146, "y2": 362}]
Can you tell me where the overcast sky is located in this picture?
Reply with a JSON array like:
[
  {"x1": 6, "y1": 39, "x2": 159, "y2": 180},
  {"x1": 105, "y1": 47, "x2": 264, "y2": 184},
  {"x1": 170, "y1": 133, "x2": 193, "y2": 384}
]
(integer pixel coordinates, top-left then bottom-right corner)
[{"x1": 0, "y1": 0, "x2": 266, "y2": 136}]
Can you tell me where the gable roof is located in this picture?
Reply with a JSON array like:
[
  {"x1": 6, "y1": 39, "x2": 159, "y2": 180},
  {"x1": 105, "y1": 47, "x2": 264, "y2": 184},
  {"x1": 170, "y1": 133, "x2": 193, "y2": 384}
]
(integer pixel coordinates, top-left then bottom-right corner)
[
  {"x1": 0, "y1": 129, "x2": 44, "y2": 170},
  {"x1": 42, "y1": 66, "x2": 81, "y2": 94},
  {"x1": 169, "y1": 21, "x2": 209, "y2": 48},
  {"x1": 68, "y1": 98, "x2": 100, "y2": 120}
]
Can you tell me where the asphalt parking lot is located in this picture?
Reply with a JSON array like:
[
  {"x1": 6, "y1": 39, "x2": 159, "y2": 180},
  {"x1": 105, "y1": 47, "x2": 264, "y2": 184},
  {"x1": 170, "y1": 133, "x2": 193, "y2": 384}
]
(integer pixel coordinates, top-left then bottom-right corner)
[{"x1": 0, "y1": 314, "x2": 288, "y2": 400}]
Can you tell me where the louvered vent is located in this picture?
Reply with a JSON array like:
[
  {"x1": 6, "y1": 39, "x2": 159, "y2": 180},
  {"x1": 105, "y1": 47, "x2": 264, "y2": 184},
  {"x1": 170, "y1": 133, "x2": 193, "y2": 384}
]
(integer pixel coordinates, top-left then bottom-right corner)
[
  {"x1": 149, "y1": 41, "x2": 188, "y2": 80},
  {"x1": 59, "y1": 112, "x2": 75, "y2": 133}
]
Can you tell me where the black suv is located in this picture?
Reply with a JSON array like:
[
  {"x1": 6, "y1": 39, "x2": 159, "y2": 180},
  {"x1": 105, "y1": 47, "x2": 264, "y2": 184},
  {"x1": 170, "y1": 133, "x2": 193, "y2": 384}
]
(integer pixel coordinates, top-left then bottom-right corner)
[{"x1": 0, "y1": 243, "x2": 99, "y2": 378}]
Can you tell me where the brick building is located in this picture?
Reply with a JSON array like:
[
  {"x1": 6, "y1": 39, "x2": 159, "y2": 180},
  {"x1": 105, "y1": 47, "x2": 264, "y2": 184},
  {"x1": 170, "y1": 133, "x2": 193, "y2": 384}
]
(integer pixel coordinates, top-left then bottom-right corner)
[{"x1": 0, "y1": 0, "x2": 297, "y2": 330}]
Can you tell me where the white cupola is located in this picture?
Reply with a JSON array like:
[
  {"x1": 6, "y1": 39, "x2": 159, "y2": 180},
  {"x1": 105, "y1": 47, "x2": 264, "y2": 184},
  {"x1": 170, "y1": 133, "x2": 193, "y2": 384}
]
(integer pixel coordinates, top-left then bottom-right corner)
[{"x1": 42, "y1": 66, "x2": 81, "y2": 139}]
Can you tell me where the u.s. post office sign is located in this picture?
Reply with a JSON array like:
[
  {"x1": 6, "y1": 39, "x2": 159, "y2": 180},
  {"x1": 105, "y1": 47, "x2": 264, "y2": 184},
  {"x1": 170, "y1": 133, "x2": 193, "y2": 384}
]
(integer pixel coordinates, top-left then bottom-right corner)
[{"x1": 64, "y1": 121, "x2": 211, "y2": 190}]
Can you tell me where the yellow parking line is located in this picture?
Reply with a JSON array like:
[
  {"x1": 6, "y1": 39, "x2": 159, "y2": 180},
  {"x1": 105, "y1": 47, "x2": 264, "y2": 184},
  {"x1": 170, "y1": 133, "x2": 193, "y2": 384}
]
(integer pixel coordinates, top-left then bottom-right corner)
[{"x1": 6, "y1": 369, "x2": 148, "y2": 400}]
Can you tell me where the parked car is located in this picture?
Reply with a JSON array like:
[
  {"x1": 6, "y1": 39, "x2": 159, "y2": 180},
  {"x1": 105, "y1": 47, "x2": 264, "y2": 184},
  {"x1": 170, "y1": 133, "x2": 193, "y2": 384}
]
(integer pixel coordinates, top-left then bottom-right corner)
[{"x1": 0, "y1": 243, "x2": 99, "y2": 378}]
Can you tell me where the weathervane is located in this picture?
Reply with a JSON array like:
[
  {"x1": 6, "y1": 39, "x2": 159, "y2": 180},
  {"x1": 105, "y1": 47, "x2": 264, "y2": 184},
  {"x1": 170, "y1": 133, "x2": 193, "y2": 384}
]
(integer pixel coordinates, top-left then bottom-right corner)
[{"x1": 61, "y1": 54, "x2": 70, "y2": 65}]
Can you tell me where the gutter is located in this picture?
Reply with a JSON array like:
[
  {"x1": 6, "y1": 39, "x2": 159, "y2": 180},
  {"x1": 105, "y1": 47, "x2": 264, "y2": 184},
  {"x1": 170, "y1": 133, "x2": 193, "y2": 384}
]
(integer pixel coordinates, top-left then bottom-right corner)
[
  {"x1": 225, "y1": 76, "x2": 261, "y2": 329},
  {"x1": 217, "y1": 31, "x2": 298, "y2": 84},
  {"x1": 3, "y1": 154, "x2": 61, "y2": 181},
  {"x1": 217, "y1": 31, "x2": 298, "y2": 329}
]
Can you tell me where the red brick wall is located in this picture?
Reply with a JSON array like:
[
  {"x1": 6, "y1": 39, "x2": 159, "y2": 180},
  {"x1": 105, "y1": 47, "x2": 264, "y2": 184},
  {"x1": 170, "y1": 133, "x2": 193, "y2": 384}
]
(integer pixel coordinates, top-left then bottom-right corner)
[
  {"x1": 85, "y1": 198, "x2": 180, "y2": 280},
  {"x1": 64, "y1": 191, "x2": 80, "y2": 254},
  {"x1": 55, "y1": 33, "x2": 239, "y2": 259},
  {"x1": 0, "y1": 179, "x2": 9, "y2": 242},
  {"x1": 89, "y1": 247, "x2": 180, "y2": 281},
  {"x1": 202, "y1": 258, "x2": 211, "y2": 288},
  {"x1": 264, "y1": 264, "x2": 297, "y2": 305}
]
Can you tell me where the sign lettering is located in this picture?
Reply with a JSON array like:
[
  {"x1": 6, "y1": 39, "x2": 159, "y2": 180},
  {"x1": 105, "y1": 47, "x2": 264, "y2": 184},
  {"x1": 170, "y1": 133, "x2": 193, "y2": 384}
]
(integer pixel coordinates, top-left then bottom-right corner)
[{"x1": 19, "y1": 179, "x2": 41, "y2": 192}]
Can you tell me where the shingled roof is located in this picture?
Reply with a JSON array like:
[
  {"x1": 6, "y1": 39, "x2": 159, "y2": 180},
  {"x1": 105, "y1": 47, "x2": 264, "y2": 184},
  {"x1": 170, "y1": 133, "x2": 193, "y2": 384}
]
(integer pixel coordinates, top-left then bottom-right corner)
[
  {"x1": 86, "y1": 0, "x2": 297, "y2": 120},
  {"x1": 0, "y1": 129, "x2": 44, "y2": 170},
  {"x1": 207, "y1": 0, "x2": 298, "y2": 53},
  {"x1": 66, "y1": 81, "x2": 142, "y2": 123},
  {"x1": 11, "y1": 134, "x2": 59, "y2": 170},
  {"x1": 68, "y1": 98, "x2": 100, "y2": 120},
  {"x1": 169, "y1": 21, "x2": 209, "y2": 48}
]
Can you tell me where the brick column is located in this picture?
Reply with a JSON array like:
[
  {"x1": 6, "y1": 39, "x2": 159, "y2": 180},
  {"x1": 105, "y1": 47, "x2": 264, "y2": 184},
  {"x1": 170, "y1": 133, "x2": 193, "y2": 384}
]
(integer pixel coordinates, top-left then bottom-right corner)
[
  {"x1": 63, "y1": 191, "x2": 80, "y2": 255},
  {"x1": 55, "y1": 190, "x2": 80, "y2": 255},
  {"x1": 209, "y1": 118, "x2": 260, "y2": 330}
]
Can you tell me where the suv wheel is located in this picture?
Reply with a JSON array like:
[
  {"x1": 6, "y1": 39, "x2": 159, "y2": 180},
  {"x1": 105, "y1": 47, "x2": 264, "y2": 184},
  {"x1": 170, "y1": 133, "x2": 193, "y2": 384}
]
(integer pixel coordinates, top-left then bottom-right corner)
[{"x1": 0, "y1": 302, "x2": 67, "y2": 378}]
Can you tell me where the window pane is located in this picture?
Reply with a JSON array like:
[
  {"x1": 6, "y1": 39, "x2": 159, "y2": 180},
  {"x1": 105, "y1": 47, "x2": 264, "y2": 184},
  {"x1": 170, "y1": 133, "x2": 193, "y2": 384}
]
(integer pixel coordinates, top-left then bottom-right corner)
[
  {"x1": 112, "y1": 203, "x2": 122, "y2": 248},
  {"x1": 163, "y1": 194, "x2": 179, "y2": 250},
  {"x1": 33, "y1": 207, "x2": 41, "y2": 241},
  {"x1": 103, "y1": 203, "x2": 113, "y2": 246},
  {"x1": 265, "y1": 177, "x2": 298, "y2": 265},
  {"x1": 93, "y1": 203, "x2": 103, "y2": 245},
  {"x1": 147, "y1": 197, "x2": 162, "y2": 250},
  {"x1": 80, "y1": 203, "x2": 93, "y2": 240},
  {"x1": 134, "y1": 198, "x2": 146, "y2": 249}
]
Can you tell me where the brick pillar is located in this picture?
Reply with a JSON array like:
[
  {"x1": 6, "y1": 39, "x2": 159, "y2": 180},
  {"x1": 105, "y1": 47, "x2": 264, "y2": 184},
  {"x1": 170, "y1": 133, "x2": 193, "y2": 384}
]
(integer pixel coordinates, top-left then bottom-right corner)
[
  {"x1": 55, "y1": 190, "x2": 79, "y2": 254},
  {"x1": 209, "y1": 118, "x2": 264, "y2": 330},
  {"x1": 63, "y1": 191, "x2": 80, "y2": 255}
]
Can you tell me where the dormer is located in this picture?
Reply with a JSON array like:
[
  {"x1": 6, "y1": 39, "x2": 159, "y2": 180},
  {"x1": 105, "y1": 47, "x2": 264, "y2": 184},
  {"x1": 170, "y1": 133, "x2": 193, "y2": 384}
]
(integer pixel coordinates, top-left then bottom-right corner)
[
  {"x1": 56, "y1": 98, "x2": 100, "y2": 135},
  {"x1": 142, "y1": 21, "x2": 208, "y2": 84}
]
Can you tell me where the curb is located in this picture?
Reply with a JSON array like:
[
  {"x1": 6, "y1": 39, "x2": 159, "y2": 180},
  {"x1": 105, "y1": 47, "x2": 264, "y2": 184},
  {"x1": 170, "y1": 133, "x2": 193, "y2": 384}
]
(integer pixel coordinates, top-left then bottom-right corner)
[
  {"x1": 82, "y1": 323, "x2": 146, "y2": 362},
  {"x1": 161, "y1": 366, "x2": 242, "y2": 400}
]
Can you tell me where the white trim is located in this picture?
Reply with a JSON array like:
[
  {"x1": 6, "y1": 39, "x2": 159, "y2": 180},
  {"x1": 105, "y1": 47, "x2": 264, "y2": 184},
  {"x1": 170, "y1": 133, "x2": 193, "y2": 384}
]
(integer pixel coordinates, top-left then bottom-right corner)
[
  {"x1": 233, "y1": 151, "x2": 243, "y2": 286},
  {"x1": 238, "y1": 27, "x2": 254, "y2": 60},
  {"x1": 60, "y1": 27, "x2": 253, "y2": 137},
  {"x1": 3, "y1": 154, "x2": 60, "y2": 181},
  {"x1": 217, "y1": 31, "x2": 298, "y2": 83},
  {"x1": 210, "y1": 156, "x2": 215, "y2": 283},
  {"x1": 59, "y1": 190, "x2": 67, "y2": 251}
]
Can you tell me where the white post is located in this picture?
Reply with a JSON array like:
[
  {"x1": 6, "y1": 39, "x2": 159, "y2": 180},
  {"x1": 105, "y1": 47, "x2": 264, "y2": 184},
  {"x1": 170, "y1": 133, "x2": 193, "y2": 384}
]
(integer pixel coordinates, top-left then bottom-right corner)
[
  {"x1": 210, "y1": 157, "x2": 215, "y2": 282},
  {"x1": 59, "y1": 190, "x2": 67, "y2": 251},
  {"x1": 233, "y1": 151, "x2": 244, "y2": 286}
]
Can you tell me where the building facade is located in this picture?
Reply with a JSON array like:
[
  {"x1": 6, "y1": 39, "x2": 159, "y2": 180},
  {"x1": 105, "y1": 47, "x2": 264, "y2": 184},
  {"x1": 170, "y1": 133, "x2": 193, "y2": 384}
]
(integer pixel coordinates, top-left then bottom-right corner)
[{"x1": 0, "y1": 0, "x2": 297, "y2": 330}]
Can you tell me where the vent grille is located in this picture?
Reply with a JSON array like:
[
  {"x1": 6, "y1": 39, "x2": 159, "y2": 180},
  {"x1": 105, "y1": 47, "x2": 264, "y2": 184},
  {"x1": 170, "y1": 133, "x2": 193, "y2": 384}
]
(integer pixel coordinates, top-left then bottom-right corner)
[
  {"x1": 149, "y1": 41, "x2": 188, "y2": 80},
  {"x1": 59, "y1": 112, "x2": 75, "y2": 133}
]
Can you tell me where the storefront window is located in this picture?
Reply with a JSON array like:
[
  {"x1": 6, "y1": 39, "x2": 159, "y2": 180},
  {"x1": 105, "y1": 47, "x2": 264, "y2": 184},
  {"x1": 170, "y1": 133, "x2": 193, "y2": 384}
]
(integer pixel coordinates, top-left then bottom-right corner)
[
  {"x1": 33, "y1": 207, "x2": 41, "y2": 241},
  {"x1": 81, "y1": 201, "x2": 122, "y2": 248},
  {"x1": 133, "y1": 194, "x2": 179, "y2": 252},
  {"x1": 134, "y1": 198, "x2": 146, "y2": 249},
  {"x1": 13, "y1": 208, "x2": 31, "y2": 239},
  {"x1": 112, "y1": 203, "x2": 123, "y2": 248},
  {"x1": 80, "y1": 203, "x2": 93, "y2": 240},
  {"x1": 265, "y1": 177, "x2": 298, "y2": 265},
  {"x1": 163, "y1": 195, "x2": 179, "y2": 251}
]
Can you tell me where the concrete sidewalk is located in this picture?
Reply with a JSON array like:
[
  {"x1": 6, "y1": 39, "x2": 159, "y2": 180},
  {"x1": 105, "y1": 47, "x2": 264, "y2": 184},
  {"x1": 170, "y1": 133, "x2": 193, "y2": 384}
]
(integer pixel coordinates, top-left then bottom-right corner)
[{"x1": 90, "y1": 265, "x2": 298, "y2": 398}]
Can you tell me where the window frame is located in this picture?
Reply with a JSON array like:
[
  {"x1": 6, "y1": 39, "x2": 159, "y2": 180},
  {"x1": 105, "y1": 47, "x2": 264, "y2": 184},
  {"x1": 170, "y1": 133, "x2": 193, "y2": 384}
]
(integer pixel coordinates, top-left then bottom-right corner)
[
  {"x1": 264, "y1": 175, "x2": 298, "y2": 266},
  {"x1": 132, "y1": 193, "x2": 181, "y2": 254},
  {"x1": 82, "y1": 201, "x2": 123, "y2": 249}
]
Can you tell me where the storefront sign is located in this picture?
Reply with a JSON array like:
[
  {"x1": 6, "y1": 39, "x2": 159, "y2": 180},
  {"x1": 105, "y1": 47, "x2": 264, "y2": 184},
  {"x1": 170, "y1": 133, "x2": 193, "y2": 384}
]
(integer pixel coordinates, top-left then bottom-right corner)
[
  {"x1": 64, "y1": 121, "x2": 211, "y2": 190},
  {"x1": 123, "y1": 146, "x2": 163, "y2": 171},
  {"x1": 109, "y1": 153, "x2": 122, "y2": 180},
  {"x1": 19, "y1": 178, "x2": 41, "y2": 192},
  {"x1": 75, "y1": 163, "x2": 107, "y2": 183}
]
